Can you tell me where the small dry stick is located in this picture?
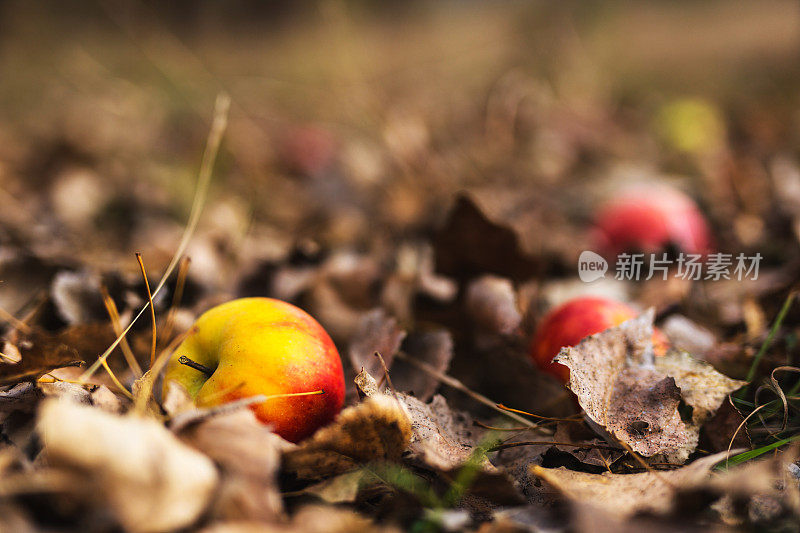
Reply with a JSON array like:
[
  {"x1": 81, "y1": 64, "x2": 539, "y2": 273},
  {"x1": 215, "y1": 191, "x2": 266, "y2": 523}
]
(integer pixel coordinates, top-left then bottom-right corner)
[
  {"x1": 488, "y1": 440, "x2": 622, "y2": 453},
  {"x1": 0, "y1": 305, "x2": 31, "y2": 334},
  {"x1": 178, "y1": 355, "x2": 214, "y2": 377},
  {"x1": 497, "y1": 403, "x2": 583, "y2": 423},
  {"x1": 100, "y1": 286, "x2": 143, "y2": 377},
  {"x1": 100, "y1": 359, "x2": 134, "y2": 400},
  {"x1": 394, "y1": 351, "x2": 538, "y2": 429},
  {"x1": 136, "y1": 252, "x2": 157, "y2": 369},
  {"x1": 373, "y1": 351, "x2": 397, "y2": 396},
  {"x1": 474, "y1": 421, "x2": 539, "y2": 432}
]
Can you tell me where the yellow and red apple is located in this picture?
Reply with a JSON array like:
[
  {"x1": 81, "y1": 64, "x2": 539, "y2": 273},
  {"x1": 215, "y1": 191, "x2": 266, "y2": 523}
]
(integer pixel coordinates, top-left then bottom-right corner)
[
  {"x1": 530, "y1": 296, "x2": 669, "y2": 383},
  {"x1": 163, "y1": 297, "x2": 345, "y2": 443}
]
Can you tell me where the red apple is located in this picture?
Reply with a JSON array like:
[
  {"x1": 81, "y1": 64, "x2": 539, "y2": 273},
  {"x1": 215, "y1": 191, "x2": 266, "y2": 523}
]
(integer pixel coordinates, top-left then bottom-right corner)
[
  {"x1": 282, "y1": 124, "x2": 337, "y2": 177},
  {"x1": 530, "y1": 296, "x2": 669, "y2": 383},
  {"x1": 592, "y1": 185, "x2": 711, "y2": 257}
]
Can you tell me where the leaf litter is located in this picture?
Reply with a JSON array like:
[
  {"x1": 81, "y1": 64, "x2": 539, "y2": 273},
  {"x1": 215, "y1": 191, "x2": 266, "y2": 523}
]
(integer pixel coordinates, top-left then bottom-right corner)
[{"x1": 1, "y1": 6, "x2": 800, "y2": 530}]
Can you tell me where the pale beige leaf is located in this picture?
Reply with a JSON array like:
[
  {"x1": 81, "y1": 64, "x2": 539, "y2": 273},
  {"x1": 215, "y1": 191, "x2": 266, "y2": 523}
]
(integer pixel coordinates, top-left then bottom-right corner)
[{"x1": 38, "y1": 398, "x2": 218, "y2": 533}]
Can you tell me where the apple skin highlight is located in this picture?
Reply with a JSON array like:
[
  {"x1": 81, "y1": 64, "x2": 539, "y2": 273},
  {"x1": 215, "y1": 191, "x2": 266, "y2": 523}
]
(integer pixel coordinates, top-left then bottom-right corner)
[
  {"x1": 163, "y1": 297, "x2": 345, "y2": 443},
  {"x1": 530, "y1": 296, "x2": 669, "y2": 384},
  {"x1": 592, "y1": 185, "x2": 711, "y2": 258}
]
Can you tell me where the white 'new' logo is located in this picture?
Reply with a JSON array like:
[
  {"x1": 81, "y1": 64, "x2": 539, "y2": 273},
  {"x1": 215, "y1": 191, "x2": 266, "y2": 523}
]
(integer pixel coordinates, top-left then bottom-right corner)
[{"x1": 578, "y1": 250, "x2": 608, "y2": 282}]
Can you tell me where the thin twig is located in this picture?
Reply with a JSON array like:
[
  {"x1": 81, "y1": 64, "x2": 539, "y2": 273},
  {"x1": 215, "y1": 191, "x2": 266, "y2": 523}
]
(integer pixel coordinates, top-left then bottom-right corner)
[
  {"x1": 373, "y1": 351, "x2": 397, "y2": 397},
  {"x1": 488, "y1": 440, "x2": 622, "y2": 453},
  {"x1": 497, "y1": 403, "x2": 583, "y2": 423},
  {"x1": 100, "y1": 286, "x2": 142, "y2": 377},
  {"x1": 136, "y1": 252, "x2": 158, "y2": 369},
  {"x1": 394, "y1": 351, "x2": 539, "y2": 429}
]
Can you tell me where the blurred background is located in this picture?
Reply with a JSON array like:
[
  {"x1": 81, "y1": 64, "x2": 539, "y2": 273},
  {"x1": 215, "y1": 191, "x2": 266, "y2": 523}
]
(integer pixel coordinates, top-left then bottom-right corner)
[{"x1": 1, "y1": 1, "x2": 800, "y2": 382}]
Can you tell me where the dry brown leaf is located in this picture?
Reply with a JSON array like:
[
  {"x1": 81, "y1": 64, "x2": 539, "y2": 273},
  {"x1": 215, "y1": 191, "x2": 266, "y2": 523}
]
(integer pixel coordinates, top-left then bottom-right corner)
[
  {"x1": 200, "y1": 504, "x2": 398, "y2": 533},
  {"x1": 701, "y1": 397, "x2": 751, "y2": 453},
  {"x1": 180, "y1": 408, "x2": 292, "y2": 522},
  {"x1": 433, "y1": 194, "x2": 539, "y2": 282},
  {"x1": 354, "y1": 370, "x2": 492, "y2": 474},
  {"x1": 555, "y1": 310, "x2": 745, "y2": 462},
  {"x1": 282, "y1": 394, "x2": 412, "y2": 480},
  {"x1": 400, "y1": 393, "x2": 487, "y2": 472},
  {"x1": 0, "y1": 382, "x2": 42, "y2": 421},
  {"x1": 354, "y1": 367, "x2": 380, "y2": 399},
  {"x1": 37, "y1": 398, "x2": 218, "y2": 533},
  {"x1": 552, "y1": 422, "x2": 626, "y2": 469},
  {"x1": 348, "y1": 309, "x2": 406, "y2": 379},
  {"x1": 390, "y1": 329, "x2": 453, "y2": 402},
  {"x1": 0, "y1": 329, "x2": 84, "y2": 385},
  {"x1": 531, "y1": 450, "x2": 736, "y2": 520}
]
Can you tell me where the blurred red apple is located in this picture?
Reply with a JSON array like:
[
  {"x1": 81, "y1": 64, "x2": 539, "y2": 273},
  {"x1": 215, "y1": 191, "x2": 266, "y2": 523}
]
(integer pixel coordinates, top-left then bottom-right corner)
[
  {"x1": 282, "y1": 124, "x2": 337, "y2": 177},
  {"x1": 530, "y1": 296, "x2": 669, "y2": 383},
  {"x1": 592, "y1": 185, "x2": 711, "y2": 257}
]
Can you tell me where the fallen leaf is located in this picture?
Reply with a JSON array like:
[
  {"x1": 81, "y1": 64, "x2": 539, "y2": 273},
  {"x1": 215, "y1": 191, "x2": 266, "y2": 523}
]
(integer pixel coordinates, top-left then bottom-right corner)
[
  {"x1": 400, "y1": 393, "x2": 487, "y2": 471},
  {"x1": 179, "y1": 408, "x2": 292, "y2": 522},
  {"x1": 555, "y1": 310, "x2": 745, "y2": 462},
  {"x1": 199, "y1": 504, "x2": 398, "y2": 533},
  {"x1": 391, "y1": 329, "x2": 453, "y2": 402},
  {"x1": 433, "y1": 194, "x2": 538, "y2": 282},
  {"x1": 354, "y1": 367, "x2": 380, "y2": 399},
  {"x1": 50, "y1": 269, "x2": 106, "y2": 325},
  {"x1": 700, "y1": 398, "x2": 751, "y2": 454},
  {"x1": 0, "y1": 382, "x2": 42, "y2": 421},
  {"x1": 1, "y1": 329, "x2": 84, "y2": 385},
  {"x1": 37, "y1": 398, "x2": 218, "y2": 533},
  {"x1": 531, "y1": 450, "x2": 736, "y2": 520},
  {"x1": 282, "y1": 394, "x2": 412, "y2": 480},
  {"x1": 348, "y1": 309, "x2": 406, "y2": 379},
  {"x1": 302, "y1": 470, "x2": 369, "y2": 504},
  {"x1": 552, "y1": 422, "x2": 626, "y2": 470}
]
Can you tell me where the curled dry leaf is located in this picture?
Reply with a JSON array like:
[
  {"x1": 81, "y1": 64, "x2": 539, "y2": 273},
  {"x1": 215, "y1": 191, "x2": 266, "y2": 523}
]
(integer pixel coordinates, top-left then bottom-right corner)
[
  {"x1": 354, "y1": 367, "x2": 380, "y2": 399},
  {"x1": 179, "y1": 408, "x2": 293, "y2": 522},
  {"x1": 282, "y1": 394, "x2": 412, "y2": 480},
  {"x1": 531, "y1": 450, "x2": 737, "y2": 520},
  {"x1": 37, "y1": 398, "x2": 218, "y2": 533},
  {"x1": 555, "y1": 310, "x2": 745, "y2": 463}
]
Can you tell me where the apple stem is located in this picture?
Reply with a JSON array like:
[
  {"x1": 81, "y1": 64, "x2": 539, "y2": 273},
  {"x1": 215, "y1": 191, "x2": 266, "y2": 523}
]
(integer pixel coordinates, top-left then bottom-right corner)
[{"x1": 178, "y1": 355, "x2": 215, "y2": 377}]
